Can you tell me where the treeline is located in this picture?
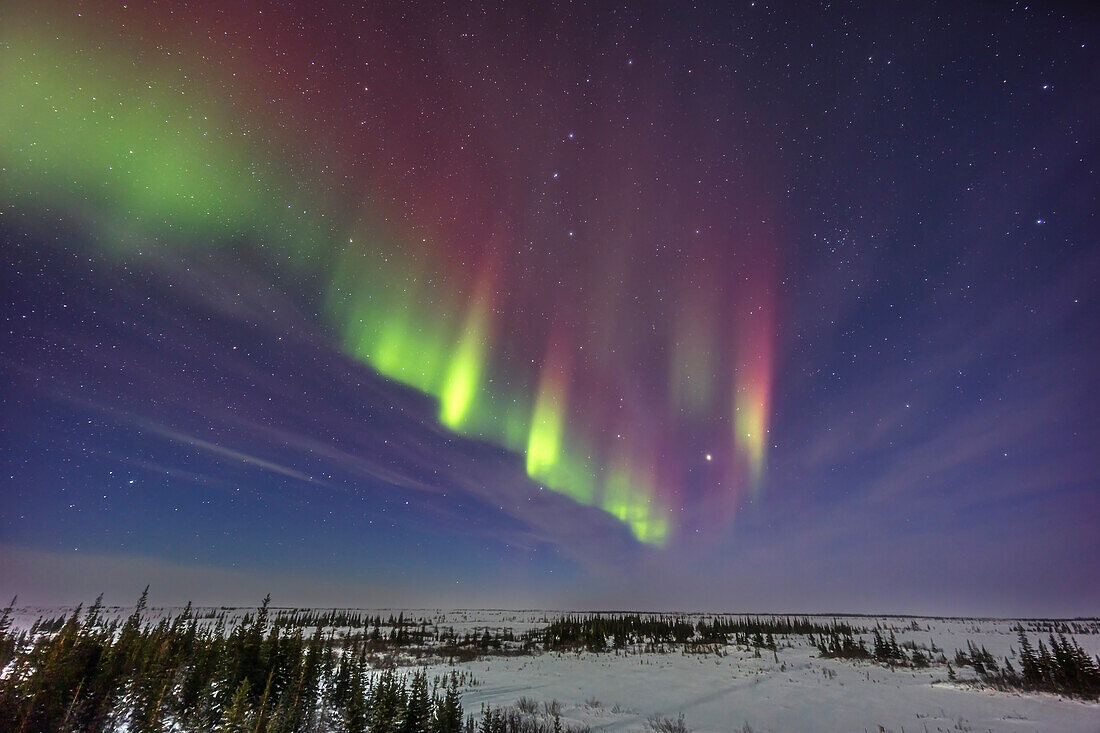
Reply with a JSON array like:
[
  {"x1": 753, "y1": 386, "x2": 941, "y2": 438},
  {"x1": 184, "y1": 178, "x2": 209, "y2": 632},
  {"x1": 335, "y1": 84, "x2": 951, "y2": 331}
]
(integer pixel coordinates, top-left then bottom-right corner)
[
  {"x1": 536, "y1": 614, "x2": 864, "y2": 652},
  {"x1": 955, "y1": 627, "x2": 1100, "y2": 700},
  {"x1": 815, "y1": 629, "x2": 948, "y2": 669},
  {"x1": 700, "y1": 616, "x2": 864, "y2": 639},
  {"x1": 331, "y1": 625, "x2": 521, "y2": 663},
  {"x1": 810, "y1": 623, "x2": 1100, "y2": 700},
  {"x1": 537, "y1": 614, "x2": 693, "y2": 652},
  {"x1": 0, "y1": 592, "x2": 467, "y2": 732},
  {"x1": 1018, "y1": 619, "x2": 1100, "y2": 636},
  {"x1": 271, "y1": 609, "x2": 431, "y2": 632},
  {"x1": 814, "y1": 631, "x2": 871, "y2": 661},
  {"x1": 277, "y1": 612, "x2": 519, "y2": 659}
]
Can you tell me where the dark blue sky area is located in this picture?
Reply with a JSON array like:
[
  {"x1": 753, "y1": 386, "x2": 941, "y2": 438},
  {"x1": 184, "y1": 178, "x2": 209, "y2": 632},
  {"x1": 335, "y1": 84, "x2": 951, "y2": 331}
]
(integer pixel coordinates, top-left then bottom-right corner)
[{"x1": 1, "y1": 1, "x2": 1097, "y2": 615}]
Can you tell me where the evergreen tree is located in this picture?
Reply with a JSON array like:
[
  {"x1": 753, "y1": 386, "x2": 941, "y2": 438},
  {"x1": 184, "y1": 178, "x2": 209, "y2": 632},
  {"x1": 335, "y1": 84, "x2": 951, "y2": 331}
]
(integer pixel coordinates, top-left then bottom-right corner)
[
  {"x1": 1037, "y1": 638, "x2": 1054, "y2": 686},
  {"x1": 370, "y1": 665, "x2": 404, "y2": 733},
  {"x1": 1017, "y1": 627, "x2": 1040, "y2": 685},
  {"x1": 0, "y1": 595, "x2": 16, "y2": 670},
  {"x1": 433, "y1": 673, "x2": 464, "y2": 733},
  {"x1": 219, "y1": 678, "x2": 254, "y2": 733},
  {"x1": 402, "y1": 669, "x2": 431, "y2": 733}
]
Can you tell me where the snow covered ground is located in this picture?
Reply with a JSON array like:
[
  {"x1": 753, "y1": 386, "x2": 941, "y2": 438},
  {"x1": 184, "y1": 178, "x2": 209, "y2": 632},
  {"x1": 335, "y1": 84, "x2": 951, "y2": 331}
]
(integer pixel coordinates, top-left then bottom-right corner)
[
  {"x1": 427, "y1": 640, "x2": 1099, "y2": 732},
  {"x1": 7, "y1": 608, "x2": 1098, "y2": 732}
]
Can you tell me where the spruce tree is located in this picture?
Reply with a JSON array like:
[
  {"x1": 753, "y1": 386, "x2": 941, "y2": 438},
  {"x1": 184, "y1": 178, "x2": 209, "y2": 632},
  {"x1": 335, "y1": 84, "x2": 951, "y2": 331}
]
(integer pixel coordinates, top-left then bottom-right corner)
[
  {"x1": 1016, "y1": 627, "x2": 1039, "y2": 685},
  {"x1": 0, "y1": 596, "x2": 16, "y2": 670},
  {"x1": 220, "y1": 678, "x2": 254, "y2": 733},
  {"x1": 433, "y1": 673, "x2": 464, "y2": 733},
  {"x1": 403, "y1": 669, "x2": 431, "y2": 733},
  {"x1": 1037, "y1": 638, "x2": 1054, "y2": 688}
]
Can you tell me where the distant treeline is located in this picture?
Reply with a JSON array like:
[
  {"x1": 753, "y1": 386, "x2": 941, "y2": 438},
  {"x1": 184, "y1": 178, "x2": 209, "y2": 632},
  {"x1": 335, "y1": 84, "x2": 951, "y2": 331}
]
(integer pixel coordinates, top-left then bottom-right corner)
[
  {"x1": 813, "y1": 622, "x2": 1100, "y2": 700},
  {"x1": 1018, "y1": 619, "x2": 1100, "y2": 636},
  {"x1": 958, "y1": 627, "x2": 1100, "y2": 700},
  {"x1": 535, "y1": 613, "x2": 865, "y2": 652},
  {"x1": 815, "y1": 629, "x2": 944, "y2": 668},
  {"x1": 0, "y1": 592, "x2": 468, "y2": 732}
]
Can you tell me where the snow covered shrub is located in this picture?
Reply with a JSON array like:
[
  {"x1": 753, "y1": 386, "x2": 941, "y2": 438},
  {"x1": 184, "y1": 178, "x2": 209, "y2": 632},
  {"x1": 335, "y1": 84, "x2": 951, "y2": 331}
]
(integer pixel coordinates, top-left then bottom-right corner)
[{"x1": 646, "y1": 712, "x2": 689, "y2": 733}]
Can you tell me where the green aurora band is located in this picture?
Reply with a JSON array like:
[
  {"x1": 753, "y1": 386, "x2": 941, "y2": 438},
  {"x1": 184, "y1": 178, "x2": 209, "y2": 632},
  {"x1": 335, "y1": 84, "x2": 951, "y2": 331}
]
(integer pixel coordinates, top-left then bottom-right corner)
[{"x1": 0, "y1": 18, "x2": 690, "y2": 545}]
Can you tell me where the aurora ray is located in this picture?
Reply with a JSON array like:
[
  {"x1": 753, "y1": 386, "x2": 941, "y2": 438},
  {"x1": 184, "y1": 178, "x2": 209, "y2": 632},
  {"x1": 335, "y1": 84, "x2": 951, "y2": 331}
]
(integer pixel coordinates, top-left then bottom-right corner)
[{"x1": 0, "y1": 1, "x2": 780, "y2": 547}]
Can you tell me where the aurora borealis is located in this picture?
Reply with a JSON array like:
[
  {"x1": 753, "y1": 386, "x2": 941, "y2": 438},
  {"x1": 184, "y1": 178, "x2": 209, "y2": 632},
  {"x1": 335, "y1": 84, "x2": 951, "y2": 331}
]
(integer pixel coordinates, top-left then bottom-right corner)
[{"x1": 2, "y1": 1, "x2": 1098, "y2": 614}]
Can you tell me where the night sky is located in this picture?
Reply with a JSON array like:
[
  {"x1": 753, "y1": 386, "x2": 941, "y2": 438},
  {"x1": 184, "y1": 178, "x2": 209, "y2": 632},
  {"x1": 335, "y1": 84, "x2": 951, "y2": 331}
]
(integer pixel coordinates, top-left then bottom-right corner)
[{"x1": 1, "y1": 1, "x2": 1097, "y2": 615}]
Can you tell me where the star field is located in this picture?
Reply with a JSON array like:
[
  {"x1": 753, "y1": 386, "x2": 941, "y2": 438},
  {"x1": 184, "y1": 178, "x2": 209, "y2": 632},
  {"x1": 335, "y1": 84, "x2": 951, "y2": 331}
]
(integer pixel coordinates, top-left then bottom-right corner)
[{"x1": 1, "y1": 0, "x2": 1097, "y2": 614}]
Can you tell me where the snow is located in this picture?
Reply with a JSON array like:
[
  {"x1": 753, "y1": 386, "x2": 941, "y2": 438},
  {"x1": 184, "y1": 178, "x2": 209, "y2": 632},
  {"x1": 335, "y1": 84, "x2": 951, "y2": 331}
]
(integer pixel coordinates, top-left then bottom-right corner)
[
  {"x1": 7, "y1": 608, "x2": 1098, "y2": 732},
  {"x1": 424, "y1": 644, "x2": 1098, "y2": 732},
  {"x1": 405, "y1": 613, "x2": 1099, "y2": 732}
]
